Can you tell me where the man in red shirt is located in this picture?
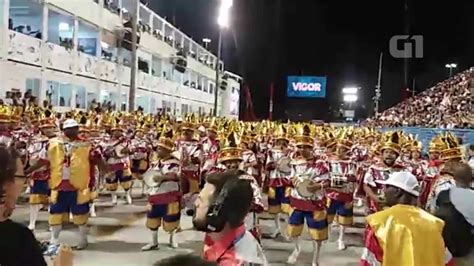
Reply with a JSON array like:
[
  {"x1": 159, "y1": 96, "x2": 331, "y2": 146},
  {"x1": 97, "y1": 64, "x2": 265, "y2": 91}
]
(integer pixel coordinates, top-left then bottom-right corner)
[{"x1": 193, "y1": 170, "x2": 267, "y2": 266}]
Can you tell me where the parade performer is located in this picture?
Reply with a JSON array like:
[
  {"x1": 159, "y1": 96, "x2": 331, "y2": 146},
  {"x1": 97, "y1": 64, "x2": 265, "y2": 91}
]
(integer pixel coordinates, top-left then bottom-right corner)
[
  {"x1": 176, "y1": 119, "x2": 201, "y2": 195},
  {"x1": 361, "y1": 171, "x2": 454, "y2": 266},
  {"x1": 44, "y1": 119, "x2": 104, "y2": 253},
  {"x1": 24, "y1": 112, "x2": 57, "y2": 230},
  {"x1": 426, "y1": 133, "x2": 463, "y2": 213},
  {"x1": 130, "y1": 123, "x2": 151, "y2": 195},
  {"x1": 142, "y1": 125, "x2": 181, "y2": 251},
  {"x1": 363, "y1": 131, "x2": 405, "y2": 214},
  {"x1": 104, "y1": 117, "x2": 133, "y2": 205},
  {"x1": 326, "y1": 128, "x2": 358, "y2": 250},
  {"x1": 265, "y1": 124, "x2": 292, "y2": 238},
  {"x1": 78, "y1": 115, "x2": 103, "y2": 218},
  {"x1": 287, "y1": 125, "x2": 329, "y2": 266},
  {"x1": 419, "y1": 135, "x2": 445, "y2": 208},
  {"x1": 199, "y1": 118, "x2": 219, "y2": 180}
]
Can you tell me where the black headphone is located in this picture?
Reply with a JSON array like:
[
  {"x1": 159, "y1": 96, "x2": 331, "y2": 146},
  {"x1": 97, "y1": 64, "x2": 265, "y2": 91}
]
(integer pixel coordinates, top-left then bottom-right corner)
[{"x1": 205, "y1": 170, "x2": 246, "y2": 233}]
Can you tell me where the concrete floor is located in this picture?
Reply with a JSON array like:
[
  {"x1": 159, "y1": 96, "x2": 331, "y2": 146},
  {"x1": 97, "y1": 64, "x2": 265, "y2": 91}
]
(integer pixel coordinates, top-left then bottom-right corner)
[{"x1": 11, "y1": 190, "x2": 365, "y2": 266}]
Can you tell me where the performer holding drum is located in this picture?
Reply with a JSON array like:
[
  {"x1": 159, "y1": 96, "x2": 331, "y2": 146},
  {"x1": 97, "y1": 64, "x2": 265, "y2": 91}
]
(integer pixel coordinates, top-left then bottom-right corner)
[
  {"x1": 176, "y1": 120, "x2": 201, "y2": 195},
  {"x1": 286, "y1": 125, "x2": 330, "y2": 266},
  {"x1": 103, "y1": 117, "x2": 133, "y2": 205},
  {"x1": 363, "y1": 131, "x2": 405, "y2": 214},
  {"x1": 141, "y1": 125, "x2": 182, "y2": 251},
  {"x1": 265, "y1": 124, "x2": 293, "y2": 238},
  {"x1": 326, "y1": 129, "x2": 358, "y2": 250}
]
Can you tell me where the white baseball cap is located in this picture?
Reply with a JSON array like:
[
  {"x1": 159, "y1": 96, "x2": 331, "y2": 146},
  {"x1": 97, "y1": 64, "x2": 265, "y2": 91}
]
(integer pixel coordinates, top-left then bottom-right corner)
[
  {"x1": 376, "y1": 171, "x2": 420, "y2": 197},
  {"x1": 62, "y1": 119, "x2": 79, "y2": 129}
]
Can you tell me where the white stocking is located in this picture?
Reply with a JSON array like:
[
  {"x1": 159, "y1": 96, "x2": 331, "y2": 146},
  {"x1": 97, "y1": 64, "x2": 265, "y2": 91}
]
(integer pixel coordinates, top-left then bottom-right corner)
[
  {"x1": 287, "y1": 237, "x2": 301, "y2": 264},
  {"x1": 337, "y1": 225, "x2": 346, "y2": 250},
  {"x1": 50, "y1": 225, "x2": 62, "y2": 244},
  {"x1": 312, "y1": 240, "x2": 322, "y2": 266},
  {"x1": 28, "y1": 204, "x2": 42, "y2": 230}
]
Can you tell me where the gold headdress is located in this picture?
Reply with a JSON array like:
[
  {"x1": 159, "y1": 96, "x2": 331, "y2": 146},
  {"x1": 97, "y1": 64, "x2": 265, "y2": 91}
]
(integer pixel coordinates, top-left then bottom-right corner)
[
  {"x1": 428, "y1": 135, "x2": 445, "y2": 153},
  {"x1": 294, "y1": 124, "x2": 314, "y2": 147},
  {"x1": 157, "y1": 124, "x2": 176, "y2": 151},
  {"x1": 0, "y1": 105, "x2": 13, "y2": 123},
  {"x1": 380, "y1": 131, "x2": 402, "y2": 154},
  {"x1": 440, "y1": 132, "x2": 462, "y2": 161},
  {"x1": 218, "y1": 128, "x2": 243, "y2": 163},
  {"x1": 336, "y1": 127, "x2": 354, "y2": 149},
  {"x1": 38, "y1": 109, "x2": 56, "y2": 129}
]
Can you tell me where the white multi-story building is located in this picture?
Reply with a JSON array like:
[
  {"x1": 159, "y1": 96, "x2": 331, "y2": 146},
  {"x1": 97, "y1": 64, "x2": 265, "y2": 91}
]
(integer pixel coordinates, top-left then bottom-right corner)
[{"x1": 0, "y1": 0, "x2": 241, "y2": 118}]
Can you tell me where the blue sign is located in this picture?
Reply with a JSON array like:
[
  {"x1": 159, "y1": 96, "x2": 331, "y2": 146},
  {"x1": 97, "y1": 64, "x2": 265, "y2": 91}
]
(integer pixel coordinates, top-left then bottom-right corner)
[{"x1": 287, "y1": 76, "x2": 327, "y2": 98}]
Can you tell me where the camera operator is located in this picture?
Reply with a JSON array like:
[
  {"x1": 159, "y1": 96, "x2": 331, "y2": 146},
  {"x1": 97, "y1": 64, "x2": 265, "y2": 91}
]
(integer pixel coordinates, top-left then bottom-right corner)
[{"x1": 192, "y1": 170, "x2": 267, "y2": 266}]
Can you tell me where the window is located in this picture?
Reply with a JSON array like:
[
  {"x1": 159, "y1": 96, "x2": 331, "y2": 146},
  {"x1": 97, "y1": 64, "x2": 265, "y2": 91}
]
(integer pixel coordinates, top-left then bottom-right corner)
[
  {"x1": 87, "y1": 92, "x2": 98, "y2": 110},
  {"x1": 162, "y1": 100, "x2": 172, "y2": 113},
  {"x1": 181, "y1": 104, "x2": 188, "y2": 115},
  {"x1": 209, "y1": 83, "x2": 214, "y2": 95},
  {"x1": 75, "y1": 86, "x2": 86, "y2": 109},
  {"x1": 47, "y1": 81, "x2": 72, "y2": 107},
  {"x1": 26, "y1": 78, "x2": 41, "y2": 98}
]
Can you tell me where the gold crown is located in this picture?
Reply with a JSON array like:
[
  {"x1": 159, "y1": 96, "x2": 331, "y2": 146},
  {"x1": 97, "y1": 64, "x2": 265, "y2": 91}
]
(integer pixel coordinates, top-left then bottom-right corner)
[
  {"x1": 380, "y1": 131, "x2": 402, "y2": 154},
  {"x1": 218, "y1": 129, "x2": 243, "y2": 163},
  {"x1": 429, "y1": 135, "x2": 445, "y2": 153},
  {"x1": 0, "y1": 105, "x2": 13, "y2": 123},
  {"x1": 157, "y1": 124, "x2": 175, "y2": 151},
  {"x1": 440, "y1": 132, "x2": 462, "y2": 161},
  {"x1": 294, "y1": 124, "x2": 314, "y2": 147},
  {"x1": 336, "y1": 127, "x2": 354, "y2": 149}
]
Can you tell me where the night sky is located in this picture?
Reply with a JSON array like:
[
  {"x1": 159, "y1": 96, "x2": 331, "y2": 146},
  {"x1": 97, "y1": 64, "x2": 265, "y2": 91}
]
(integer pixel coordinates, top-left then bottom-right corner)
[{"x1": 150, "y1": 0, "x2": 474, "y2": 121}]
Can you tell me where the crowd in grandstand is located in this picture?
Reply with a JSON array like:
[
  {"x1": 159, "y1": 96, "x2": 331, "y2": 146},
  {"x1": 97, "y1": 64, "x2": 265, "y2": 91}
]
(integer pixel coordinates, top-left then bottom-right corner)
[{"x1": 365, "y1": 67, "x2": 473, "y2": 129}]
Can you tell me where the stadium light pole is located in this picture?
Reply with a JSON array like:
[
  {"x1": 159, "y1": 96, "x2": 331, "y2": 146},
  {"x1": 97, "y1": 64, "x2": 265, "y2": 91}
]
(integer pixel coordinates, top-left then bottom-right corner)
[
  {"x1": 445, "y1": 63, "x2": 457, "y2": 77},
  {"x1": 202, "y1": 38, "x2": 211, "y2": 50},
  {"x1": 213, "y1": 0, "x2": 233, "y2": 117}
]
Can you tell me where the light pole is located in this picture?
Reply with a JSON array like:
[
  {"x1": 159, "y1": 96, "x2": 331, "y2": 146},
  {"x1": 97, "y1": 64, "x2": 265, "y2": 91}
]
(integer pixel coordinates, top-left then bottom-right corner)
[
  {"x1": 445, "y1": 63, "x2": 457, "y2": 77},
  {"x1": 213, "y1": 0, "x2": 232, "y2": 117},
  {"x1": 202, "y1": 38, "x2": 211, "y2": 50}
]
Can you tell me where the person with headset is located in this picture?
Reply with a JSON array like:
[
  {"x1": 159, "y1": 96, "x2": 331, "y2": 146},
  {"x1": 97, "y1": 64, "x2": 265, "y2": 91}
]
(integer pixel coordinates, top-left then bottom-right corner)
[{"x1": 193, "y1": 169, "x2": 267, "y2": 266}]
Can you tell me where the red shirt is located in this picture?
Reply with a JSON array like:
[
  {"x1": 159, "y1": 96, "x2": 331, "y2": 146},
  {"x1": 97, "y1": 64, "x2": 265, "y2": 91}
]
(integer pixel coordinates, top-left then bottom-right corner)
[{"x1": 203, "y1": 225, "x2": 247, "y2": 266}]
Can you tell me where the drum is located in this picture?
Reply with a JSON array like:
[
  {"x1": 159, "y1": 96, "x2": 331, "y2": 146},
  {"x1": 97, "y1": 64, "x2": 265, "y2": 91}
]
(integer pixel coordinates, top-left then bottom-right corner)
[
  {"x1": 296, "y1": 179, "x2": 314, "y2": 198},
  {"x1": 330, "y1": 176, "x2": 347, "y2": 188},
  {"x1": 143, "y1": 170, "x2": 161, "y2": 188},
  {"x1": 277, "y1": 157, "x2": 292, "y2": 174},
  {"x1": 115, "y1": 144, "x2": 126, "y2": 158}
]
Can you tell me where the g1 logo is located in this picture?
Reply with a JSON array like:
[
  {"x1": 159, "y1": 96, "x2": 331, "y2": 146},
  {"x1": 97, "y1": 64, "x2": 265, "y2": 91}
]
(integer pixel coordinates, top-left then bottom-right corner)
[{"x1": 389, "y1": 35, "x2": 423, "y2": 58}]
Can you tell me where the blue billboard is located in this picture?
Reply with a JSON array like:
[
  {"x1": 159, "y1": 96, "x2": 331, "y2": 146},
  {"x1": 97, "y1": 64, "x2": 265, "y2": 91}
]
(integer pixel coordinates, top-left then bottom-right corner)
[{"x1": 287, "y1": 76, "x2": 327, "y2": 98}]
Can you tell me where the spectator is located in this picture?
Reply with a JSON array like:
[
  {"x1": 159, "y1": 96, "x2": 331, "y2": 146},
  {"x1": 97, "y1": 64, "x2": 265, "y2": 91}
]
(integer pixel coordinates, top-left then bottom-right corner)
[
  {"x1": 0, "y1": 146, "x2": 47, "y2": 266},
  {"x1": 361, "y1": 171, "x2": 454, "y2": 266},
  {"x1": 365, "y1": 67, "x2": 473, "y2": 128},
  {"x1": 435, "y1": 163, "x2": 474, "y2": 266}
]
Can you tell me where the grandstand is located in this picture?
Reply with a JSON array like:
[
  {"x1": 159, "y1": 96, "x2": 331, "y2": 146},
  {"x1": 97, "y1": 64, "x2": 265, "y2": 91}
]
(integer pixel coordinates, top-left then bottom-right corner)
[{"x1": 365, "y1": 67, "x2": 473, "y2": 129}]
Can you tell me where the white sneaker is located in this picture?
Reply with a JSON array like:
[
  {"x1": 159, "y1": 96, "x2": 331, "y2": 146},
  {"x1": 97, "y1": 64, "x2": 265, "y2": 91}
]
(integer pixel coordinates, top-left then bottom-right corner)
[
  {"x1": 111, "y1": 194, "x2": 118, "y2": 205},
  {"x1": 286, "y1": 249, "x2": 300, "y2": 264},
  {"x1": 338, "y1": 240, "x2": 346, "y2": 250},
  {"x1": 28, "y1": 224, "x2": 35, "y2": 231},
  {"x1": 141, "y1": 243, "x2": 159, "y2": 251},
  {"x1": 169, "y1": 241, "x2": 178, "y2": 249},
  {"x1": 125, "y1": 193, "x2": 132, "y2": 205},
  {"x1": 90, "y1": 205, "x2": 97, "y2": 217}
]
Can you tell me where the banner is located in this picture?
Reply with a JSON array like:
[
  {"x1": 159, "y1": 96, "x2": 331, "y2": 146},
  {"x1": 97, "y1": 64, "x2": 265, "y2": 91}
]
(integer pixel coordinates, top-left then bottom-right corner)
[{"x1": 287, "y1": 76, "x2": 327, "y2": 98}]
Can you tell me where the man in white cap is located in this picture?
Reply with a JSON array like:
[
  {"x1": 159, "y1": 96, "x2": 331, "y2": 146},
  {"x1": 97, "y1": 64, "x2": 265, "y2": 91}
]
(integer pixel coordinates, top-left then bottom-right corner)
[
  {"x1": 360, "y1": 171, "x2": 455, "y2": 266},
  {"x1": 44, "y1": 119, "x2": 104, "y2": 254}
]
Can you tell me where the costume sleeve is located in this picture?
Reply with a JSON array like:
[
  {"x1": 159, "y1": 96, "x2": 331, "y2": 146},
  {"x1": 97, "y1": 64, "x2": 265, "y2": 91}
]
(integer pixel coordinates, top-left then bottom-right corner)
[
  {"x1": 360, "y1": 226, "x2": 383, "y2": 266},
  {"x1": 363, "y1": 168, "x2": 377, "y2": 187}
]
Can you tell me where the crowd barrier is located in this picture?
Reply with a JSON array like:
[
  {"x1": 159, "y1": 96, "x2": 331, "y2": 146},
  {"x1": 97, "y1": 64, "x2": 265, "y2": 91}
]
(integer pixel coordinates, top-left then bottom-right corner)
[{"x1": 379, "y1": 127, "x2": 474, "y2": 153}]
